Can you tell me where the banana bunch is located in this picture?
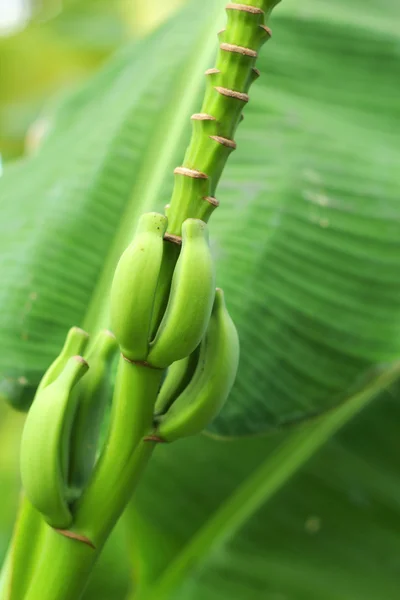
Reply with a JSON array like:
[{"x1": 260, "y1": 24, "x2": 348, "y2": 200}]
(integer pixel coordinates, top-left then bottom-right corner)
[
  {"x1": 153, "y1": 288, "x2": 239, "y2": 442},
  {"x1": 37, "y1": 326, "x2": 89, "y2": 392},
  {"x1": 110, "y1": 213, "x2": 216, "y2": 368},
  {"x1": 20, "y1": 212, "x2": 238, "y2": 530},
  {"x1": 20, "y1": 327, "x2": 117, "y2": 529},
  {"x1": 111, "y1": 212, "x2": 238, "y2": 439}
]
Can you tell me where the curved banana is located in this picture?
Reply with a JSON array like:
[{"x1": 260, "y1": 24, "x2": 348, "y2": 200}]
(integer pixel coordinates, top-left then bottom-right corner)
[
  {"x1": 154, "y1": 346, "x2": 200, "y2": 416},
  {"x1": 148, "y1": 219, "x2": 215, "y2": 368},
  {"x1": 110, "y1": 212, "x2": 168, "y2": 361},
  {"x1": 38, "y1": 326, "x2": 89, "y2": 392},
  {"x1": 20, "y1": 356, "x2": 89, "y2": 528},
  {"x1": 68, "y1": 330, "x2": 118, "y2": 499},
  {"x1": 155, "y1": 288, "x2": 239, "y2": 442}
]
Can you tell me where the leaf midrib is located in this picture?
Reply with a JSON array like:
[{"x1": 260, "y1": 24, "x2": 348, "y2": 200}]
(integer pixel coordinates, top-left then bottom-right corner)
[{"x1": 136, "y1": 362, "x2": 400, "y2": 600}]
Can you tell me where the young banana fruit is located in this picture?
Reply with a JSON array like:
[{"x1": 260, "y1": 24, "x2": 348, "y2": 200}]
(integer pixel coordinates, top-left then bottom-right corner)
[
  {"x1": 68, "y1": 330, "x2": 118, "y2": 499},
  {"x1": 148, "y1": 219, "x2": 215, "y2": 368},
  {"x1": 37, "y1": 326, "x2": 89, "y2": 392},
  {"x1": 110, "y1": 212, "x2": 168, "y2": 361},
  {"x1": 111, "y1": 213, "x2": 215, "y2": 370},
  {"x1": 155, "y1": 288, "x2": 239, "y2": 442},
  {"x1": 20, "y1": 355, "x2": 89, "y2": 529},
  {"x1": 154, "y1": 347, "x2": 200, "y2": 416}
]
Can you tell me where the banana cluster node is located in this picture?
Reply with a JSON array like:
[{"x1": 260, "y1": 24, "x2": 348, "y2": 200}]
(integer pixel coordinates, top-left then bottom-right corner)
[
  {"x1": 20, "y1": 211, "x2": 240, "y2": 531},
  {"x1": 110, "y1": 212, "x2": 239, "y2": 442}
]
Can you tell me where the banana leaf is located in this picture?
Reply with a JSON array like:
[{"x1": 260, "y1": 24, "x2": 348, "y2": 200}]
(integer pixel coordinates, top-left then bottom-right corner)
[
  {"x1": 1, "y1": 0, "x2": 398, "y2": 434},
  {"x1": 0, "y1": 0, "x2": 399, "y2": 598}
]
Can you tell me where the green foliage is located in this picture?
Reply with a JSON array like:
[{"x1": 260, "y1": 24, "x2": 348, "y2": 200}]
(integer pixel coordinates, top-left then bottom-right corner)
[
  {"x1": 0, "y1": 0, "x2": 125, "y2": 160},
  {"x1": 130, "y1": 379, "x2": 400, "y2": 600},
  {"x1": 0, "y1": 0, "x2": 399, "y2": 598},
  {"x1": 0, "y1": 0, "x2": 399, "y2": 434}
]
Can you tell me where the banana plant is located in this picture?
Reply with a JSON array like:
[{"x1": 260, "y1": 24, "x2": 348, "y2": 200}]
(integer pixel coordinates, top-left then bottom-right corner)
[{"x1": 0, "y1": 0, "x2": 399, "y2": 599}]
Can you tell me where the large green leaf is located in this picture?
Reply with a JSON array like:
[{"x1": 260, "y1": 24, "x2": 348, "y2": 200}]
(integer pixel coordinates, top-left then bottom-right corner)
[
  {"x1": 211, "y1": 0, "x2": 400, "y2": 435},
  {"x1": 1, "y1": 3, "x2": 399, "y2": 598},
  {"x1": 127, "y1": 367, "x2": 400, "y2": 599},
  {"x1": 0, "y1": 0, "x2": 399, "y2": 438}
]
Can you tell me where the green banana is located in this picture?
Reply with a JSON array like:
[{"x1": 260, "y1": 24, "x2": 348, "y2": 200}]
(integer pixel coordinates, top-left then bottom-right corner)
[
  {"x1": 149, "y1": 240, "x2": 180, "y2": 338},
  {"x1": 20, "y1": 356, "x2": 89, "y2": 529},
  {"x1": 148, "y1": 219, "x2": 215, "y2": 368},
  {"x1": 38, "y1": 326, "x2": 89, "y2": 392},
  {"x1": 155, "y1": 288, "x2": 239, "y2": 442},
  {"x1": 68, "y1": 330, "x2": 118, "y2": 499},
  {"x1": 110, "y1": 212, "x2": 168, "y2": 361},
  {"x1": 154, "y1": 347, "x2": 200, "y2": 416}
]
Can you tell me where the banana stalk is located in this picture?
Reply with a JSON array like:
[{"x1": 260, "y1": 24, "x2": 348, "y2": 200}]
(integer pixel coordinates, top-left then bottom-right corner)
[
  {"x1": 167, "y1": 0, "x2": 280, "y2": 235},
  {"x1": 22, "y1": 358, "x2": 163, "y2": 600},
  {"x1": 9, "y1": 3, "x2": 282, "y2": 598}
]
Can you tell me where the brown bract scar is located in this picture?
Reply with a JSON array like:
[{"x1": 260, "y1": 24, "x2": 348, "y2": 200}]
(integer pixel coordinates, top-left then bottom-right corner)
[
  {"x1": 203, "y1": 196, "x2": 219, "y2": 207},
  {"x1": 215, "y1": 86, "x2": 249, "y2": 102},
  {"x1": 104, "y1": 329, "x2": 116, "y2": 339},
  {"x1": 174, "y1": 166, "x2": 208, "y2": 179},
  {"x1": 220, "y1": 43, "x2": 258, "y2": 58},
  {"x1": 164, "y1": 232, "x2": 182, "y2": 246},
  {"x1": 209, "y1": 135, "x2": 237, "y2": 150},
  {"x1": 205, "y1": 68, "x2": 220, "y2": 76},
  {"x1": 71, "y1": 326, "x2": 90, "y2": 338},
  {"x1": 225, "y1": 3, "x2": 264, "y2": 15},
  {"x1": 191, "y1": 113, "x2": 216, "y2": 121},
  {"x1": 143, "y1": 434, "x2": 167, "y2": 444},
  {"x1": 72, "y1": 356, "x2": 89, "y2": 367},
  {"x1": 54, "y1": 529, "x2": 96, "y2": 550},
  {"x1": 252, "y1": 67, "x2": 261, "y2": 78},
  {"x1": 260, "y1": 24, "x2": 272, "y2": 37},
  {"x1": 121, "y1": 354, "x2": 163, "y2": 370}
]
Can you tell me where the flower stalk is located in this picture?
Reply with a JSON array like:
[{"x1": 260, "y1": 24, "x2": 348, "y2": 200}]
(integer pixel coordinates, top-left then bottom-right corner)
[
  {"x1": 166, "y1": 1, "x2": 280, "y2": 235},
  {"x1": 2, "y1": 2, "x2": 281, "y2": 598}
]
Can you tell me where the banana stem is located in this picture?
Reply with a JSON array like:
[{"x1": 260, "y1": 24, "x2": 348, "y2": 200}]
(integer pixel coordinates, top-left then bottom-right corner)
[
  {"x1": 23, "y1": 441, "x2": 156, "y2": 600},
  {"x1": 73, "y1": 359, "x2": 162, "y2": 545},
  {"x1": 5, "y1": 2, "x2": 283, "y2": 597},
  {"x1": 0, "y1": 551, "x2": 11, "y2": 599},
  {"x1": 167, "y1": 0, "x2": 280, "y2": 235},
  {"x1": 23, "y1": 358, "x2": 163, "y2": 600},
  {"x1": 0, "y1": 496, "x2": 44, "y2": 600}
]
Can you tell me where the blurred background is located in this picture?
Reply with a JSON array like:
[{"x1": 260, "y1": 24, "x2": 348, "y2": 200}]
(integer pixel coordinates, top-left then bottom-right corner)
[
  {"x1": 0, "y1": 0, "x2": 185, "y2": 161},
  {"x1": 0, "y1": 0, "x2": 185, "y2": 584}
]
